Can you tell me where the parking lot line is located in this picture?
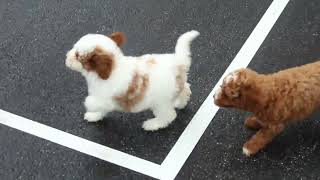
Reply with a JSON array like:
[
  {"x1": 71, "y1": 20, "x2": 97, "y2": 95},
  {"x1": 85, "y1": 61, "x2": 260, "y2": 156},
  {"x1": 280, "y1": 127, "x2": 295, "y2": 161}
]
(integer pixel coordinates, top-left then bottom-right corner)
[
  {"x1": 0, "y1": 110, "x2": 162, "y2": 179},
  {"x1": 159, "y1": 0, "x2": 290, "y2": 179},
  {"x1": 0, "y1": 0, "x2": 289, "y2": 179}
]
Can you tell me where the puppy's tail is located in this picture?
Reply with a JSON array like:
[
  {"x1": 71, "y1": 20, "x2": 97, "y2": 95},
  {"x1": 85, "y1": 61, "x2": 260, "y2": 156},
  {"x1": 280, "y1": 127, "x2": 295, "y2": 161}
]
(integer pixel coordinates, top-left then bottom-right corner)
[{"x1": 175, "y1": 30, "x2": 200, "y2": 67}]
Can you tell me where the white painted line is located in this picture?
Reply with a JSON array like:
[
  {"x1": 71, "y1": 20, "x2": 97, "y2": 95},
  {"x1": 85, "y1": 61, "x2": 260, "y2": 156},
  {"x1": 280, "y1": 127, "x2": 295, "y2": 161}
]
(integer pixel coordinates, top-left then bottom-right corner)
[
  {"x1": 159, "y1": 0, "x2": 290, "y2": 179},
  {"x1": 0, "y1": 109, "x2": 162, "y2": 179},
  {"x1": 0, "y1": 1, "x2": 289, "y2": 179}
]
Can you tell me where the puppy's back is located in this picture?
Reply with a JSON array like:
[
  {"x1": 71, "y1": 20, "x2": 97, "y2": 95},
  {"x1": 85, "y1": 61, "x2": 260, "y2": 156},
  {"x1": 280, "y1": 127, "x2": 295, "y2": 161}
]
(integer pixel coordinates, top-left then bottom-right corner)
[{"x1": 268, "y1": 60, "x2": 320, "y2": 122}]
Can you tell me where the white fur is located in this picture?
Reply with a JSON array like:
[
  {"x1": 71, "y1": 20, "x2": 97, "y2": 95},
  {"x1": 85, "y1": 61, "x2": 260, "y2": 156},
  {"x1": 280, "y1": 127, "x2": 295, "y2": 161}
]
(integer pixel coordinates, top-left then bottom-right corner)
[
  {"x1": 66, "y1": 31, "x2": 199, "y2": 131},
  {"x1": 225, "y1": 71, "x2": 241, "y2": 84},
  {"x1": 214, "y1": 86, "x2": 223, "y2": 101},
  {"x1": 242, "y1": 147, "x2": 251, "y2": 156}
]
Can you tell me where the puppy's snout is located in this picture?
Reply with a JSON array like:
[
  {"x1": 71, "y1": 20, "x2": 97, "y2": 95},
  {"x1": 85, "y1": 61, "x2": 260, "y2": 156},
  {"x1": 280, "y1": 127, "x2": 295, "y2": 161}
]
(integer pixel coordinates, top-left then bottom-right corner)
[
  {"x1": 213, "y1": 91, "x2": 220, "y2": 99},
  {"x1": 214, "y1": 86, "x2": 223, "y2": 98},
  {"x1": 65, "y1": 49, "x2": 84, "y2": 72},
  {"x1": 213, "y1": 87, "x2": 222, "y2": 105},
  {"x1": 213, "y1": 92, "x2": 218, "y2": 100},
  {"x1": 65, "y1": 57, "x2": 72, "y2": 67},
  {"x1": 65, "y1": 53, "x2": 73, "y2": 67},
  {"x1": 65, "y1": 49, "x2": 76, "y2": 66}
]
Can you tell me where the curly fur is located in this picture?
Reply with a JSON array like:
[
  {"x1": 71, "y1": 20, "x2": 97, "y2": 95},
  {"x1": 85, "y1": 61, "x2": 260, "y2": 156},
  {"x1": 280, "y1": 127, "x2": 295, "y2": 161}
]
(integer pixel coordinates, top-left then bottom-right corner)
[
  {"x1": 214, "y1": 60, "x2": 320, "y2": 156},
  {"x1": 65, "y1": 30, "x2": 199, "y2": 131}
]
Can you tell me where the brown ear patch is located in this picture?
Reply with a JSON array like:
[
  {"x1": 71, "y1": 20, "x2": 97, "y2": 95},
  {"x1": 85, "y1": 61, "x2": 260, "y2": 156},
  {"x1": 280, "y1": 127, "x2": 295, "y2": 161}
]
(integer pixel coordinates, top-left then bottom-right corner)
[
  {"x1": 109, "y1": 32, "x2": 126, "y2": 47},
  {"x1": 114, "y1": 72, "x2": 149, "y2": 111},
  {"x1": 79, "y1": 46, "x2": 115, "y2": 79}
]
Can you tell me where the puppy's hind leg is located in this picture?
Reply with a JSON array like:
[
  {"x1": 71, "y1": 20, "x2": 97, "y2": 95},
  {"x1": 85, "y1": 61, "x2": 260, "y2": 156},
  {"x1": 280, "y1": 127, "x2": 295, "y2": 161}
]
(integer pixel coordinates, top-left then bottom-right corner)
[
  {"x1": 174, "y1": 83, "x2": 191, "y2": 109},
  {"x1": 142, "y1": 104, "x2": 177, "y2": 131}
]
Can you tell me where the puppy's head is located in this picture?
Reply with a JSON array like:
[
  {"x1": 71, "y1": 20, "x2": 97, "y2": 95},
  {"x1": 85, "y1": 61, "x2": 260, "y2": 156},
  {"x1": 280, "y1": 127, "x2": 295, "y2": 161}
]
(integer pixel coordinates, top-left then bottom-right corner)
[
  {"x1": 214, "y1": 68, "x2": 262, "y2": 110},
  {"x1": 65, "y1": 32, "x2": 126, "y2": 79}
]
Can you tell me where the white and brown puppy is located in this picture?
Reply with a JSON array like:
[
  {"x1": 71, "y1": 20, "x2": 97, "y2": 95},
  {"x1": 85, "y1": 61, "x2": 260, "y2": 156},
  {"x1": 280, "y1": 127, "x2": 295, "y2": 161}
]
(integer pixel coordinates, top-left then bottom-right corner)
[{"x1": 65, "y1": 30, "x2": 199, "y2": 131}]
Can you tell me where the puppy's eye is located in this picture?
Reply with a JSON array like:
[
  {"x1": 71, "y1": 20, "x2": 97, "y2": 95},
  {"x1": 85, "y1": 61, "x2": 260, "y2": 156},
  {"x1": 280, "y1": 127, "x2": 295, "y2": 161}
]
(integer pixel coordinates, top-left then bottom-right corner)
[
  {"x1": 75, "y1": 52, "x2": 80, "y2": 58},
  {"x1": 224, "y1": 87, "x2": 240, "y2": 99}
]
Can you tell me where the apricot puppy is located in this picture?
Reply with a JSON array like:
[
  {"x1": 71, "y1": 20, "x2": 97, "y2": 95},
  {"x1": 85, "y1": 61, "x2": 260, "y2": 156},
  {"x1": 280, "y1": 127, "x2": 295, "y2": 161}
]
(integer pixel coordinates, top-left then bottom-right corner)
[{"x1": 214, "y1": 60, "x2": 320, "y2": 156}]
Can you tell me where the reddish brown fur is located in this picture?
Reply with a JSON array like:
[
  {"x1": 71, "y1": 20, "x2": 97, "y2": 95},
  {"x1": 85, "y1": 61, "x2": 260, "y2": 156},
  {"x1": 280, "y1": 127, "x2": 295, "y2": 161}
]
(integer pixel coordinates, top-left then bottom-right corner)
[
  {"x1": 243, "y1": 124, "x2": 284, "y2": 155},
  {"x1": 114, "y1": 72, "x2": 149, "y2": 111},
  {"x1": 214, "y1": 60, "x2": 320, "y2": 155},
  {"x1": 109, "y1": 32, "x2": 126, "y2": 47},
  {"x1": 244, "y1": 115, "x2": 262, "y2": 130},
  {"x1": 77, "y1": 46, "x2": 114, "y2": 79}
]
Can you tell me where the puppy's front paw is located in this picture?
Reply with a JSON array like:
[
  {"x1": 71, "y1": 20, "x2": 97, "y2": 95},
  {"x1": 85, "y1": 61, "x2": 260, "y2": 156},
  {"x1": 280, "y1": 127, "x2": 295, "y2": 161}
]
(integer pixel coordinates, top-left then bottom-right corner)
[
  {"x1": 242, "y1": 142, "x2": 259, "y2": 157},
  {"x1": 84, "y1": 112, "x2": 103, "y2": 122},
  {"x1": 142, "y1": 118, "x2": 169, "y2": 131},
  {"x1": 242, "y1": 146, "x2": 253, "y2": 157}
]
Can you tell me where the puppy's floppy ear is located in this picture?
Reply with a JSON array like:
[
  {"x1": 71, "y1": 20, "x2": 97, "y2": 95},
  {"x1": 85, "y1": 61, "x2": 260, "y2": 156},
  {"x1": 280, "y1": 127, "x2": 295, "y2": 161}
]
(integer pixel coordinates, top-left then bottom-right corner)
[
  {"x1": 109, "y1": 32, "x2": 126, "y2": 47},
  {"x1": 224, "y1": 68, "x2": 258, "y2": 98},
  {"x1": 222, "y1": 71, "x2": 240, "y2": 98},
  {"x1": 87, "y1": 46, "x2": 114, "y2": 79},
  {"x1": 224, "y1": 85, "x2": 240, "y2": 98},
  {"x1": 223, "y1": 69, "x2": 248, "y2": 99}
]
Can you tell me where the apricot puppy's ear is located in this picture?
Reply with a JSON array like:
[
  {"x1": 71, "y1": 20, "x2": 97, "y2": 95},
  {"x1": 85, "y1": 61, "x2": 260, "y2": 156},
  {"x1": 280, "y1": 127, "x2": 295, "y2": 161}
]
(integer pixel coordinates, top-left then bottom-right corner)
[
  {"x1": 109, "y1": 32, "x2": 126, "y2": 47},
  {"x1": 224, "y1": 85, "x2": 240, "y2": 98}
]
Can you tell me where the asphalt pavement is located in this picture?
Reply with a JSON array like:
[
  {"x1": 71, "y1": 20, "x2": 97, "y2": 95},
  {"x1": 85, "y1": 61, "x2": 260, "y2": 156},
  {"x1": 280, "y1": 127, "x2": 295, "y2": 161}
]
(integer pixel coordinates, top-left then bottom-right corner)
[{"x1": 0, "y1": 0, "x2": 319, "y2": 179}]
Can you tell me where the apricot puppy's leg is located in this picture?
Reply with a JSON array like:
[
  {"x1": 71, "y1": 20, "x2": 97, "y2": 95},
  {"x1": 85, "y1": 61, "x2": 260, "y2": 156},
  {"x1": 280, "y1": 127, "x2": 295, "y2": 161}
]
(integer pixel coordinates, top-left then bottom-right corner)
[
  {"x1": 243, "y1": 124, "x2": 284, "y2": 156},
  {"x1": 244, "y1": 115, "x2": 263, "y2": 130}
]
